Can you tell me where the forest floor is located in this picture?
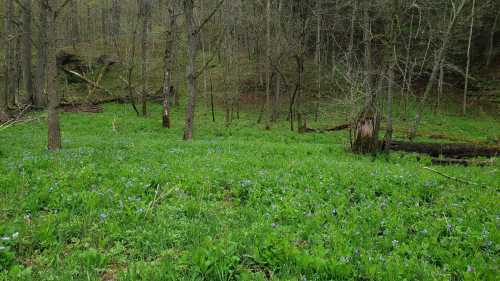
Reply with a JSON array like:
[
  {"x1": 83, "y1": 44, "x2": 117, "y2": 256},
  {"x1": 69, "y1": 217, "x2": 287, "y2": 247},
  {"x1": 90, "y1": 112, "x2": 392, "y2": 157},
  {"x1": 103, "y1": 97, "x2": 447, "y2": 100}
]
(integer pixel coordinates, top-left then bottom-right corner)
[{"x1": 0, "y1": 103, "x2": 499, "y2": 280}]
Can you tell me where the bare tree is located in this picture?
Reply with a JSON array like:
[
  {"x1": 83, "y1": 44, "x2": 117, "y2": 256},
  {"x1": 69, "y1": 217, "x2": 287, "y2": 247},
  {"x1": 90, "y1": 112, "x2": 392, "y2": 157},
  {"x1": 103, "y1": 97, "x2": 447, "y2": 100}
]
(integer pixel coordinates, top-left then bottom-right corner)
[
  {"x1": 162, "y1": 0, "x2": 177, "y2": 128},
  {"x1": 70, "y1": 0, "x2": 80, "y2": 49},
  {"x1": 183, "y1": 0, "x2": 197, "y2": 140},
  {"x1": 463, "y1": 0, "x2": 475, "y2": 115},
  {"x1": 140, "y1": 0, "x2": 152, "y2": 116},
  {"x1": 35, "y1": 0, "x2": 48, "y2": 108},
  {"x1": 486, "y1": 6, "x2": 499, "y2": 66},
  {"x1": 21, "y1": 0, "x2": 34, "y2": 105},
  {"x1": 183, "y1": 0, "x2": 224, "y2": 140},
  {"x1": 5, "y1": 0, "x2": 17, "y2": 109},
  {"x1": 45, "y1": 0, "x2": 61, "y2": 150},
  {"x1": 408, "y1": 0, "x2": 466, "y2": 141},
  {"x1": 111, "y1": 0, "x2": 121, "y2": 38}
]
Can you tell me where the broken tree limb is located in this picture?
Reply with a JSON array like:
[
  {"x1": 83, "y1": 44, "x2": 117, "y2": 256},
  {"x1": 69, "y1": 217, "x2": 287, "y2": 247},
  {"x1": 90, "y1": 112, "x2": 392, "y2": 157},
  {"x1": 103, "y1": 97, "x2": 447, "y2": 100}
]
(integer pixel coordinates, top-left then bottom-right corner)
[
  {"x1": 423, "y1": 167, "x2": 479, "y2": 186},
  {"x1": 64, "y1": 69, "x2": 113, "y2": 96},
  {"x1": 59, "y1": 103, "x2": 104, "y2": 113},
  {"x1": 389, "y1": 141, "x2": 499, "y2": 158}
]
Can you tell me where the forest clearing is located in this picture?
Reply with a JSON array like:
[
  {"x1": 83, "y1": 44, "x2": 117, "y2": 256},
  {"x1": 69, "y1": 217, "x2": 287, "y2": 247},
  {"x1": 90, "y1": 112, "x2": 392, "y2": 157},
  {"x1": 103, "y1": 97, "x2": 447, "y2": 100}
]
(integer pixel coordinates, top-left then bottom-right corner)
[{"x1": 1, "y1": 0, "x2": 500, "y2": 280}]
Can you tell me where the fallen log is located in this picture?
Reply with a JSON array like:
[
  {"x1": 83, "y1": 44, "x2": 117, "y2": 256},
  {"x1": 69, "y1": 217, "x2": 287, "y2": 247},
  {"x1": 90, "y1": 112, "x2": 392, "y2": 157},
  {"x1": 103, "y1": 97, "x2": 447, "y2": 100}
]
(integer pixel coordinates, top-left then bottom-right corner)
[
  {"x1": 302, "y1": 123, "x2": 351, "y2": 133},
  {"x1": 431, "y1": 157, "x2": 495, "y2": 166},
  {"x1": 390, "y1": 140, "x2": 500, "y2": 158},
  {"x1": 60, "y1": 103, "x2": 104, "y2": 113}
]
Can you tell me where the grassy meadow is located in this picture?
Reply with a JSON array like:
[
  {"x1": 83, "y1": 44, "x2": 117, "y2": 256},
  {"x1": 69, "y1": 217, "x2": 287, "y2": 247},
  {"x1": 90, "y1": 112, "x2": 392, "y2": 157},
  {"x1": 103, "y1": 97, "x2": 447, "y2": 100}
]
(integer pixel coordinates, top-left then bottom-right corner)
[{"x1": 0, "y1": 103, "x2": 499, "y2": 280}]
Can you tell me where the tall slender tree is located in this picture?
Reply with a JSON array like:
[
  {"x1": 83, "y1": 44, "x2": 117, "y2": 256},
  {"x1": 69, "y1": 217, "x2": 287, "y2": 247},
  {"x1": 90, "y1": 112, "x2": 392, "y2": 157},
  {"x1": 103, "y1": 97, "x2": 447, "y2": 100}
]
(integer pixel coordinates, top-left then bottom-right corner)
[
  {"x1": 162, "y1": 0, "x2": 177, "y2": 128},
  {"x1": 21, "y1": 0, "x2": 34, "y2": 105},
  {"x1": 140, "y1": 0, "x2": 152, "y2": 116}
]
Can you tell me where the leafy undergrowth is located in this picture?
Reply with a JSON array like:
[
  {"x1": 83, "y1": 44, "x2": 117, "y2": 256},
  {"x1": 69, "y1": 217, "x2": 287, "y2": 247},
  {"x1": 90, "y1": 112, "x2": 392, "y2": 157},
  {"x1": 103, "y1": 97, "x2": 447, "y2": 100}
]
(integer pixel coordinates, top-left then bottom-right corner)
[{"x1": 0, "y1": 104, "x2": 498, "y2": 281}]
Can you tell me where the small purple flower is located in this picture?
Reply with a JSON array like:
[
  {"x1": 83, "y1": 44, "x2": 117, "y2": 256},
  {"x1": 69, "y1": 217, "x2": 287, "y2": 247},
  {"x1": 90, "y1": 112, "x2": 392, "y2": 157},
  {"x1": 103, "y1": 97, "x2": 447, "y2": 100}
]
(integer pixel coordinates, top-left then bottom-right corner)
[
  {"x1": 392, "y1": 240, "x2": 399, "y2": 247},
  {"x1": 99, "y1": 213, "x2": 107, "y2": 221},
  {"x1": 271, "y1": 223, "x2": 278, "y2": 228},
  {"x1": 446, "y1": 224, "x2": 453, "y2": 232},
  {"x1": 467, "y1": 265, "x2": 475, "y2": 273}
]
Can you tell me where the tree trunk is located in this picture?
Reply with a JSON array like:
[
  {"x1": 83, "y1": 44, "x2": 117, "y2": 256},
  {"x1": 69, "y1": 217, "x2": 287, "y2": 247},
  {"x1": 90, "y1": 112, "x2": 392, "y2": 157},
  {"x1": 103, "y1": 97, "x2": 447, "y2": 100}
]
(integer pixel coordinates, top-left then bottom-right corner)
[
  {"x1": 162, "y1": 3, "x2": 176, "y2": 128},
  {"x1": 70, "y1": 0, "x2": 80, "y2": 50},
  {"x1": 111, "y1": 0, "x2": 121, "y2": 39},
  {"x1": 5, "y1": 0, "x2": 17, "y2": 108},
  {"x1": 463, "y1": 0, "x2": 475, "y2": 115},
  {"x1": 436, "y1": 60, "x2": 444, "y2": 113},
  {"x1": 384, "y1": 64, "x2": 394, "y2": 148},
  {"x1": 46, "y1": 1, "x2": 61, "y2": 151},
  {"x1": 35, "y1": 0, "x2": 48, "y2": 108},
  {"x1": 140, "y1": 0, "x2": 151, "y2": 117},
  {"x1": 314, "y1": 0, "x2": 322, "y2": 122},
  {"x1": 22, "y1": 0, "x2": 34, "y2": 105},
  {"x1": 262, "y1": 0, "x2": 271, "y2": 127},
  {"x1": 352, "y1": 0, "x2": 379, "y2": 154},
  {"x1": 486, "y1": 9, "x2": 500, "y2": 66},
  {"x1": 183, "y1": 0, "x2": 197, "y2": 140}
]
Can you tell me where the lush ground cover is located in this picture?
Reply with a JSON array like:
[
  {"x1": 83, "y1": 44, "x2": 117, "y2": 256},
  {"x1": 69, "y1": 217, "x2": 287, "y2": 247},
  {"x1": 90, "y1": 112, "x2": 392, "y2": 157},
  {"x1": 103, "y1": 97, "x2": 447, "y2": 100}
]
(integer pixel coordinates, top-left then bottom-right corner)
[{"x1": 1, "y1": 104, "x2": 498, "y2": 280}]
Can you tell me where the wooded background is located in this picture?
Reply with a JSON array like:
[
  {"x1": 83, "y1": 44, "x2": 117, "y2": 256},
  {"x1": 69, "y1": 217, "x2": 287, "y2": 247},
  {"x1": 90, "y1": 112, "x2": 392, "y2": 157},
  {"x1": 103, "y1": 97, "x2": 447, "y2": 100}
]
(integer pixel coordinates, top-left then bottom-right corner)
[{"x1": 1, "y1": 0, "x2": 499, "y2": 148}]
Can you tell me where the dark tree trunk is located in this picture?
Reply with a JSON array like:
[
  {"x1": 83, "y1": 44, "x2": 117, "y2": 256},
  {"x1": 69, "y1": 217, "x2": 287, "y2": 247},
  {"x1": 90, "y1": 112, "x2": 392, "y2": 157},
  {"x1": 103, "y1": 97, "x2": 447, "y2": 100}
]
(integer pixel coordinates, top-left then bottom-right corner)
[
  {"x1": 46, "y1": 1, "x2": 61, "y2": 150},
  {"x1": 35, "y1": 0, "x2": 48, "y2": 108},
  {"x1": 5, "y1": 0, "x2": 17, "y2": 108},
  {"x1": 140, "y1": 0, "x2": 152, "y2": 117},
  {"x1": 352, "y1": 0, "x2": 380, "y2": 154},
  {"x1": 22, "y1": 0, "x2": 34, "y2": 105}
]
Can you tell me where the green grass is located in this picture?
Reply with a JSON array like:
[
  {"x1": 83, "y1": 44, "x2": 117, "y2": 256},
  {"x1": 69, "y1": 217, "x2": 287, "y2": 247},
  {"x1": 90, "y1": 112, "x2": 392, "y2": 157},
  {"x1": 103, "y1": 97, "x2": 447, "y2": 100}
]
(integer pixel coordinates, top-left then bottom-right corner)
[{"x1": 0, "y1": 103, "x2": 499, "y2": 280}]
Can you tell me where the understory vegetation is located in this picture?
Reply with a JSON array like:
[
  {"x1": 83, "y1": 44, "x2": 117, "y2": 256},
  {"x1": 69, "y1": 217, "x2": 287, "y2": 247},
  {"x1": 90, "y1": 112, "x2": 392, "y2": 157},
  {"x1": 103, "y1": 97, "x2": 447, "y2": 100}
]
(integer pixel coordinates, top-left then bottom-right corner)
[{"x1": 1, "y1": 104, "x2": 498, "y2": 280}]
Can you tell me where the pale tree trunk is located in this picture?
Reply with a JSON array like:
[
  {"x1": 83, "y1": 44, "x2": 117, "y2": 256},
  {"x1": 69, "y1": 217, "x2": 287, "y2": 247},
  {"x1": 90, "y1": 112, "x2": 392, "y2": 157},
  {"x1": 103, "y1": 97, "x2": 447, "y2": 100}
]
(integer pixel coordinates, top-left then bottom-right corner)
[
  {"x1": 35, "y1": 0, "x2": 48, "y2": 108},
  {"x1": 22, "y1": 0, "x2": 34, "y2": 105},
  {"x1": 463, "y1": 0, "x2": 475, "y2": 115},
  {"x1": 140, "y1": 0, "x2": 152, "y2": 116},
  {"x1": 183, "y1": 0, "x2": 197, "y2": 140},
  {"x1": 46, "y1": 0, "x2": 61, "y2": 150},
  {"x1": 162, "y1": 1, "x2": 177, "y2": 128},
  {"x1": 384, "y1": 63, "x2": 395, "y2": 149},
  {"x1": 436, "y1": 60, "x2": 444, "y2": 113}
]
